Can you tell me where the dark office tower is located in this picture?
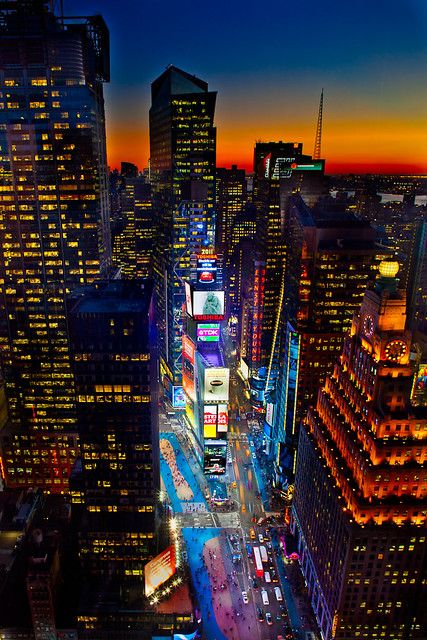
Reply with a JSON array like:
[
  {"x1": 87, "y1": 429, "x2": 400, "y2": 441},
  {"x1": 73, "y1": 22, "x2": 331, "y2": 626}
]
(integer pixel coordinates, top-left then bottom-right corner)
[
  {"x1": 67, "y1": 280, "x2": 158, "y2": 595},
  {"x1": 271, "y1": 195, "x2": 383, "y2": 486},
  {"x1": 120, "y1": 161, "x2": 138, "y2": 179},
  {"x1": 252, "y1": 141, "x2": 325, "y2": 371},
  {"x1": 292, "y1": 262, "x2": 427, "y2": 640},
  {"x1": 0, "y1": 1, "x2": 112, "y2": 492},
  {"x1": 112, "y1": 178, "x2": 153, "y2": 279},
  {"x1": 149, "y1": 66, "x2": 216, "y2": 388},
  {"x1": 216, "y1": 165, "x2": 246, "y2": 255},
  {"x1": 226, "y1": 205, "x2": 257, "y2": 318}
]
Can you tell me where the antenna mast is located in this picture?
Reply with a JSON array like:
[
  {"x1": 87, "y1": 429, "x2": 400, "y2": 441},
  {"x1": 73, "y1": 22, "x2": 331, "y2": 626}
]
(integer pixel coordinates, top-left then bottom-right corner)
[{"x1": 313, "y1": 89, "x2": 324, "y2": 160}]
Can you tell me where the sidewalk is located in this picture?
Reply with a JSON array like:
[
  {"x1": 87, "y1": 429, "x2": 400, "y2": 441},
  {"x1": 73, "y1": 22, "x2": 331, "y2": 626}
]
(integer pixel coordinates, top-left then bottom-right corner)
[{"x1": 247, "y1": 434, "x2": 270, "y2": 510}]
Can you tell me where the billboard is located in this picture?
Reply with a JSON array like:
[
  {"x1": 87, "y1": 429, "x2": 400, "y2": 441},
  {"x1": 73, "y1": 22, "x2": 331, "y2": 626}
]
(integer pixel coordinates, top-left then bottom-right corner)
[
  {"x1": 145, "y1": 545, "x2": 176, "y2": 597},
  {"x1": 204, "y1": 439, "x2": 227, "y2": 475},
  {"x1": 217, "y1": 403, "x2": 228, "y2": 433},
  {"x1": 240, "y1": 358, "x2": 249, "y2": 381},
  {"x1": 203, "y1": 405, "x2": 217, "y2": 438},
  {"x1": 197, "y1": 255, "x2": 217, "y2": 285},
  {"x1": 197, "y1": 323, "x2": 220, "y2": 342},
  {"x1": 182, "y1": 335, "x2": 196, "y2": 402},
  {"x1": 192, "y1": 290, "x2": 225, "y2": 321},
  {"x1": 265, "y1": 402, "x2": 274, "y2": 427},
  {"x1": 204, "y1": 367, "x2": 230, "y2": 403},
  {"x1": 184, "y1": 282, "x2": 193, "y2": 317},
  {"x1": 172, "y1": 386, "x2": 186, "y2": 408}
]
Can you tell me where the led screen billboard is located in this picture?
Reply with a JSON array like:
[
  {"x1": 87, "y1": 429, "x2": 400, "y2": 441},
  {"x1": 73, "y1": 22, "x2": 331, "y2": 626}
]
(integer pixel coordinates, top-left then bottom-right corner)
[
  {"x1": 204, "y1": 367, "x2": 230, "y2": 403},
  {"x1": 145, "y1": 545, "x2": 176, "y2": 597},
  {"x1": 217, "y1": 403, "x2": 228, "y2": 433},
  {"x1": 265, "y1": 402, "x2": 274, "y2": 427},
  {"x1": 184, "y1": 282, "x2": 193, "y2": 317},
  {"x1": 172, "y1": 386, "x2": 186, "y2": 408},
  {"x1": 197, "y1": 323, "x2": 220, "y2": 342},
  {"x1": 196, "y1": 255, "x2": 217, "y2": 285},
  {"x1": 182, "y1": 335, "x2": 196, "y2": 402},
  {"x1": 203, "y1": 404, "x2": 217, "y2": 438},
  {"x1": 192, "y1": 290, "x2": 225, "y2": 321},
  {"x1": 204, "y1": 439, "x2": 227, "y2": 475}
]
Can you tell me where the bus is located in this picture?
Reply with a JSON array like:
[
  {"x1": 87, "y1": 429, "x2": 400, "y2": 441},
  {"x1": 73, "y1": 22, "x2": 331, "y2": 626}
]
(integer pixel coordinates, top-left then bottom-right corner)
[
  {"x1": 259, "y1": 545, "x2": 268, "y2": 563},
  {"x1": 253, "y1": 546, "x2": 264, "y2": 578}
]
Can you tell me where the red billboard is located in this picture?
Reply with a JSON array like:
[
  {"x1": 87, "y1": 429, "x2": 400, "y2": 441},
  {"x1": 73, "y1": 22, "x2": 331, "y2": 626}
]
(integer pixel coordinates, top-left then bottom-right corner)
[{"x1": 145, "y1": 545, "x2": 176, "y2": 597}]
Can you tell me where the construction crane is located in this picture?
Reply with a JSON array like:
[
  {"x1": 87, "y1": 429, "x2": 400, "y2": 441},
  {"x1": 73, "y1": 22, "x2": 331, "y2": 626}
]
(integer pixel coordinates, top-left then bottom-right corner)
[{"x1": 313, "y1": 89, "x2": 324, "y2": 160}]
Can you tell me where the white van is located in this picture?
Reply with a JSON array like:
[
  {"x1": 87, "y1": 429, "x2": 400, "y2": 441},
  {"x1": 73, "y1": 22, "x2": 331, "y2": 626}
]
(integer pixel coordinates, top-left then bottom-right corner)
[
  {"x1": 261, "y1": 589, "x2": 269, "y2": 605},
  {"x1": 274, "y1": 586, "x2": 283, "y2": 602},
  {"x1": 264, "y1": 571, "x2": 271, "y2": 583}
]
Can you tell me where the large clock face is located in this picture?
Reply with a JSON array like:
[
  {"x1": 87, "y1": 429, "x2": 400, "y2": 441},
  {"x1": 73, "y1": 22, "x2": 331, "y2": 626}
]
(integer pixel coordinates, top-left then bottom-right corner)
[
  {"x1": 363, "y1": 314, "x2": 374, "y2": 337},
  {"x1": 385, "y1": 339, "x2": 407, "y2": 362}
]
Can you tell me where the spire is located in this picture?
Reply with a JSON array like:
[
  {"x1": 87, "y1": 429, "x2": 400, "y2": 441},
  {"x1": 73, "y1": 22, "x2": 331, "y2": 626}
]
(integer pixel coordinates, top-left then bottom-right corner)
[{"x1": 313, "y1": 89, "x2": 324, "y2": 160}]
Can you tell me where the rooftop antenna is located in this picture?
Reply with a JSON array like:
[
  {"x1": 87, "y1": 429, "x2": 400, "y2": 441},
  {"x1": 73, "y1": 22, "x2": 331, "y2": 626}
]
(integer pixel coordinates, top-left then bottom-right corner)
[{"x1": 313, "y1": 88, "x2": 324, "y2": 160}]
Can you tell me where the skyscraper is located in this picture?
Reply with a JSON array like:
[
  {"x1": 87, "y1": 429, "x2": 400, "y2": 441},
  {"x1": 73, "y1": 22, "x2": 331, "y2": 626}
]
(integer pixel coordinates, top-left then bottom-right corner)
[
  {"x1": 0, "y1": 0, "x2": 112, "y2": 491},
  {"x1": 216, "y1": 165, "x2": 246, "y2": 257},
  {"x1": 149, "y1": 66, "x2": 216, "y2": 391},
  {"x1": 271, "y1": 196, "x2": 383, "y2": 486},
  {"x1": 292, "y1": 261, "x2": 427, "y2": 640},
  {"x1": 67, "y1": 280, "x2": 158, "y2": 595},
  {"x1": 252, "y1": 141, "x2": 326, "y2": 372}
]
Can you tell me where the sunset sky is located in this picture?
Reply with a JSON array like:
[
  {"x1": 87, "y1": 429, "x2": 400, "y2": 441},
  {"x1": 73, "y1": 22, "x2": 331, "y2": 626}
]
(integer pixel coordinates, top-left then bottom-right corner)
[{"x1": 65, "y1": 0, "x2": 427, "y2": 174}]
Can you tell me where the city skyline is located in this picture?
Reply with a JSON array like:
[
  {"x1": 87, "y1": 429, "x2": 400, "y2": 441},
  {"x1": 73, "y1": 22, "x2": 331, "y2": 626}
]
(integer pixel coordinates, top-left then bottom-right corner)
[{"x1": 66, "y1": 0, "x2": 427, "y2": 175}]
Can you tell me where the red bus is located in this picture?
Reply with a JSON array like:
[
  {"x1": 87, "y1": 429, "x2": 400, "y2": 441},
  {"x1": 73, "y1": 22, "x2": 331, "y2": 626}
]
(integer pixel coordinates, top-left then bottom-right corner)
[{"x1": 253, "y1": 546, "x2": 264, "y2": 578}]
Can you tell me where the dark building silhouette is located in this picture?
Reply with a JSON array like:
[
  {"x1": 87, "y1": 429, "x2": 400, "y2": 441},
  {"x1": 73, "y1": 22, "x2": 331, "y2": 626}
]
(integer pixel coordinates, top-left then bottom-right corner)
[
  {"x1": 67, "y1": 280, "x2": 159, "y2": 599},
  {"x1": 0, "y1": 0, "x2": 112, "y2": 492}
]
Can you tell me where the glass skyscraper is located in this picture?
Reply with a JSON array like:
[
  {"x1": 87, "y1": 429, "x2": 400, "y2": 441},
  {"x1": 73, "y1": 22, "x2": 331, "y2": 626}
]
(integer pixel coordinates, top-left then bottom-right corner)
[
  {"x1": 149, "y1": 66, "x2": 216, "y2": 390},
  {"x1": 0, "y1": 0, "x2": 112, "y2": 491}
]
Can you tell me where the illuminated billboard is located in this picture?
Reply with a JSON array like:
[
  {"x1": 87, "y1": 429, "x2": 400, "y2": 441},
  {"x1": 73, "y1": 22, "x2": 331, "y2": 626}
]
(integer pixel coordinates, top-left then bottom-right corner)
[
  {"x1": 265, "y1": 402, "x2": 274, "y2": 427},
  {"x1": 217, "y1": 403, "x2": 228, "y2": 433},
  {"x1": 197, "y1": 323, "x2": 220, "y2": 342},
  {"x1": 197, "y1": 255, "x2": 217, "y2": 284},
  {"x1": 184, "y1": 282, "x2": 193, "y2": 317},
  {"x1": 203, "y1": 405, "x2": 217, "y2": 438},
  {"x1": 145, "y1": 545, "x2": 176, "y2": 597},
  {"x1": 182, "y1": 335, "x2": 196, "y2": 402},
  {"x1": 192, "y1": 290, "x2": 225, "y2": 321},
  {"x1": 204, "y1": 367, "x2": 230, "y2": 403},
  {"x1": 172, "y1": 386, "x2": 186, "y2": 408},
  {"x1": 204, "y1": 439, "x2": 227, "y2": 475}
]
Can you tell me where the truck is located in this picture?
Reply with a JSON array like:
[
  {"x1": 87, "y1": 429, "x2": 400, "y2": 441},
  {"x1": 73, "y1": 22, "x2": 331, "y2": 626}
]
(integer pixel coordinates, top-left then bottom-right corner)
[{"x1": 253, "y1": 546, "x2": 264, "y2": 578}]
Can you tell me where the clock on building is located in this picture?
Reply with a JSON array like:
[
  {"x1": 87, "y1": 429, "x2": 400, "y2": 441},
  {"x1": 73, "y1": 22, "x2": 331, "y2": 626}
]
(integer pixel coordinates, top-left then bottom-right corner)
[
  {"x1": 384, "y1": 339, "x2": 407, "y2": 362},
  {"x1": 362, "y1": 314, "x2": 375, "y2": 337}
]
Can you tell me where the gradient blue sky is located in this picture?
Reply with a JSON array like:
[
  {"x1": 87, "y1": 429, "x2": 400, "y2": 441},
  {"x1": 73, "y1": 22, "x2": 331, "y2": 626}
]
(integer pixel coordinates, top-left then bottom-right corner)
[{"x1": 64, "y1": 0, "x2": 427, "y2": 173}]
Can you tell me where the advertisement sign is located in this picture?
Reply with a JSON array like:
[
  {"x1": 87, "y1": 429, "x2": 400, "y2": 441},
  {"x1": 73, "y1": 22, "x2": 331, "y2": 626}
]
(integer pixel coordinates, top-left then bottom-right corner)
[
  {"x1": 204, "y1": 367, "x2": 230, "y2": 403},
  {"x1": 184, "y1": 282, "x2": 193, "y2": 317},
  {"x1": 197, "y1": 323, "x2": 220, "y2": 342},
  {"x1": 172, "y1": 386, "x2": 186, "y2": 408},
  {"x1": 265, "y1": 402, "x2": 274, "y2": 427},
  {"x1": 217, "y1": 403, "x2": 228, "y2": 433},
  {"x1": 192, "y1": 290, "x2": 225, "y2": 321},
  {"x1": 412, "y1": 363, "x2": 427, "y2": 406},
  {"x1": 204, "y1": 439, "x2": 227, "y2": 475},
  {"x1": 203, "y1": 405, "x2": 217, "y2": 438},
  {"x1": 196, "y1": 255, "x2": 217, "y2": 285},
  {"x1": 182, "y1": 335, "x2": 196, "y2": 402},
  {"x1": 240, "y1": 358, "x2": 249, "y2": 381},
  {"x1": 145, "y1": 545, "x2": 176, "y2": 597}
]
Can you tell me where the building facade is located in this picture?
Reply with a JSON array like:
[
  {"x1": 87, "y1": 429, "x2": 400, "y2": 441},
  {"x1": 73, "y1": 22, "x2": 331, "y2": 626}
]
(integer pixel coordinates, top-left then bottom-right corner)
[
  {"x1": 292, "y1": 262, "x2": 427, "y2": 640},
  {"x1": 0, "y1": 0, "x2": 112, "y2": 491},
  {"x1": 149, "y1": 66, "x2": 216, "y2": 389}
]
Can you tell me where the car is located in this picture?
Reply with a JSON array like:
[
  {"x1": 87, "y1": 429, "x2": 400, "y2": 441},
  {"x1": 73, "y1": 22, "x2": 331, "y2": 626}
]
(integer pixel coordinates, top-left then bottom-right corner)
[
  {"x1": 277, "y1": 636, "x2": 284, "y2": 640},
  {"x1": 266, "y1": 611, "x2": 273, "y2": 625},
  {"x1": 276, "y1": 613, "x2": 282, "y2": 622},
  {"x1": 252, "y1": 576, "x2": 258, "y2": 589},
  {"x1": 257, "y1": 607, "x2": 265, "y2": 622},
  {"x1": 199, "y1": 270, "x2": 214, "y2": 282},
  {"x1": 258, "y1": 533, "x2": 264, "y2": 543},
  {"x1": 267, "y1": 541, "x2": 273, "y2": 550},
  {"x1": 265, "y1": 571, "x2": 271, "y2": 583},
  {"x1": 252, "y1": 452, "x2": 256, "y2": 459},
  {"x1": 241, "y1": 504, "x2": 246, "y2": 512},
  {"x1": 242, "y1": 591, "x2": 249, "y2": 604}
]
